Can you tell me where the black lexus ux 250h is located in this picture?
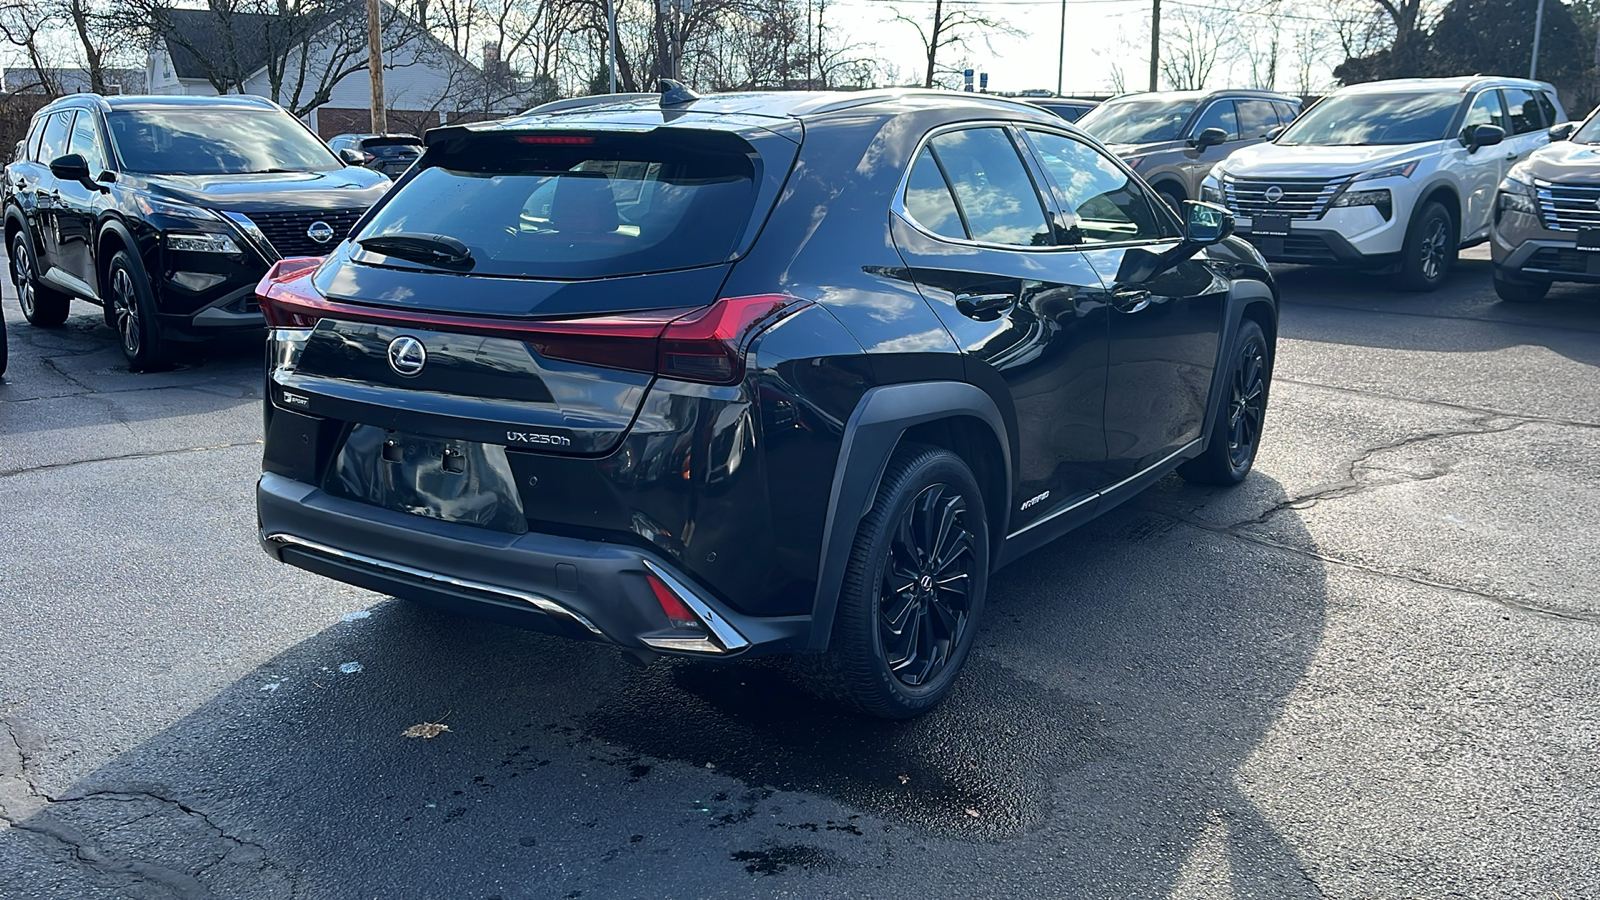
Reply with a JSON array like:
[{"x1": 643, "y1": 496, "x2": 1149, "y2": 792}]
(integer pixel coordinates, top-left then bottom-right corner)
[{"x1": 256, "y1": 85, "x2": 1278, "y2": 719}]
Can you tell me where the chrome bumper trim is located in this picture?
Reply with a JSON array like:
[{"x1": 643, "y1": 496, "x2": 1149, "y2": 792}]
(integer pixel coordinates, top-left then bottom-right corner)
[
  {"x1": 264, "y1": 532, "x2": 605, "y2": 636},
  {"x1": 640, "y1": 558, "x2": 751, "y2": 653}
]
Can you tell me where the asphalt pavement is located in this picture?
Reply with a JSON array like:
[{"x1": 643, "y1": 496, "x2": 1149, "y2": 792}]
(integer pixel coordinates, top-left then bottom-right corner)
[{"x1": 1, "y1": 246, "x2": 1597, "y2": 899}]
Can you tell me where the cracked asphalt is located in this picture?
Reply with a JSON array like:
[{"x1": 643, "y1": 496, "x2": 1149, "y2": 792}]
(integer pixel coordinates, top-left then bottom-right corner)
[{"x1": 2, "y1": 246, "x2": 1598, "y2": 899}]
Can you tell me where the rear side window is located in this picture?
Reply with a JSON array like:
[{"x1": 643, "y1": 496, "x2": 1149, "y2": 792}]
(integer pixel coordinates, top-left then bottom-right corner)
[
  {"x1": 23, "y1": 116, "x2": 47, "y2": 162},
  {"x1": 1236, "y1": 100, "x2": 1279, "y2": 139},
  {"x1": 903, "y1": 146, "x2": 966, "y2": 240},
  {"x1": 39, "y1": 112, "x2": 74, "y2": 164},
  {"x1": 357, "y1": 131, "x2": 757, "y2": 279},
  {"x1": 923, "y1": 127, "x2": 1051, "y2": 247},
  {"x1": 1502, "y1": 88, "x2": 1545, "y2": 133}
]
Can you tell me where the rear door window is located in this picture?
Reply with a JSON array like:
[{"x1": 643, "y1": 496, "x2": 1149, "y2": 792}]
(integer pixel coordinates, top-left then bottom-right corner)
[
  {"x1": 1501, "y1": 88, "x2": 1545, "y2": 133},
  {"x1": 923, "y1": 127, "x2": 1052, "y2": 247},
  {"x1": 1536, "y1": 92, "x2": 1560, "y2": 127},
  {"x1": 356, "y1": 131, "x2": 759, "y2": 279}
]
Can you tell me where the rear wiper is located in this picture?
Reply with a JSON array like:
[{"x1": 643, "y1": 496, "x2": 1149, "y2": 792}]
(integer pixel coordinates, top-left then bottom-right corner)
[{"x1": 356, "y1": 233, "x2": 474, "y2": 270}]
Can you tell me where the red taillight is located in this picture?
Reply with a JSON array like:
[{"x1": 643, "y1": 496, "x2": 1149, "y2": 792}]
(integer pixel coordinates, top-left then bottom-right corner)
[
  {"x1": 256, "y1": 257, "x2": 327, "y2": 327},
  {"x1": 656, "y1": 295, "x2": 800, "y2": 384},
  {"x1": 516, "y1": 135, "x2": 596, "y2": 145},
  {"x1": 646, "y1": 574, "x2": 698, "y2": 627}
]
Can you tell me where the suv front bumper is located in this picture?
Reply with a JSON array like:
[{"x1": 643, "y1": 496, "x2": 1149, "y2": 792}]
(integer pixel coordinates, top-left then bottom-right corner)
[
  {"x1": 257, "y1": 472, "x2": 810, "y2": 659},
  {"x1": 1492, "y1": 210, "x2": 1600, "y2": 284},
  {"x1": 1235, "y1": 205, "x2": 1403, "y2": 267}
]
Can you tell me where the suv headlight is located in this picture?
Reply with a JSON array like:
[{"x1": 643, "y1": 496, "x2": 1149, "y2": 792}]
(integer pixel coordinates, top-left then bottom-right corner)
[
  {"x1": 1497, "y1": 167, "x2": 1538, "y2": 215},
  {"x1": 1332, "y1": 189, "x2": 1393, "y2": 220},
  {"x1": 166, "y1": 232, "x2": 241, "y2": 253},
  {"x1": 1200, "y1": 172, "x2": 1223, "y2": 204},
  {"x1": 1351, "y1": 160, "x2": 1421, "y2": 182}
]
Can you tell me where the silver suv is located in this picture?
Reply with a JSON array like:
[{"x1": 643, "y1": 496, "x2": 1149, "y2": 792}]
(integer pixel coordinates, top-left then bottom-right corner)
[{"x1": 1076, "y1": 89, "x2": 1301, "y2": 210}]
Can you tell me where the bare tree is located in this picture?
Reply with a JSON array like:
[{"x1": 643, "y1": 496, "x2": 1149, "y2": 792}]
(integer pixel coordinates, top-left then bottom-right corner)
[
  {"x1": 1159, "y1": 2, "x2": 1236, "y2": 89},
  {"x1": 1246, "y1": 0, "x2": 1283, "y2": 90},
  {"x1": 887, "y1": 0, "x2": 1018, "y2": 89},
  {"x1": 3, "y1": 0, "x2": 132, "y2": 94}
]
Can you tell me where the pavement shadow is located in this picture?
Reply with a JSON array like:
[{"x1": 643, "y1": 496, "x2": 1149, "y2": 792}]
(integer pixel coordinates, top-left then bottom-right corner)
[
  {"x1": 0, "y1": 474, "x2": 1326, "y2": 899},
  {"x1": 1271, "y1": 257, "x2": 1600, "y2": 364}
]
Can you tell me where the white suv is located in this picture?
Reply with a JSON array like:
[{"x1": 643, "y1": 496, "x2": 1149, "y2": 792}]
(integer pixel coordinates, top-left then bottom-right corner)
[{"x1": 1200, "y1": 77, "x2": 1567, "y2": 290}]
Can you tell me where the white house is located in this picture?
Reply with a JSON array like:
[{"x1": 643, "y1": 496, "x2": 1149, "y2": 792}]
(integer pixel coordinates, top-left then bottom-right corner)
[{"x1": 144, "y1": 5, "x2": 521, "y2": 137}]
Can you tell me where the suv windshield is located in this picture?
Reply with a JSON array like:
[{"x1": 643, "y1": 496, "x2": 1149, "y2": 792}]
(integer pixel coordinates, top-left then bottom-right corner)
[
  {"x1": 1278, "y1": 92, "x2": 1462, "y2": 146},
  {"x1": 1571, "y1": 114, "x2": 1600, "y2": 144},
  {"x1": 1076, "y1": 98, "x2": 1200, "y2": 144},
  {"x1": 107, "y1": 107, "x2": 340, "y2": 175},
  {"x1": 353, "y1": 131, "x2": 756, "y2": 279}
]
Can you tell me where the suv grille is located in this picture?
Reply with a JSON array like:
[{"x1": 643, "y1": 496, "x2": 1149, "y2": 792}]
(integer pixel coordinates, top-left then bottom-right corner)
[
  {"x1": 1222, "y1": 176, "x2": 1351, "y2": 220},
  {"x1": 1534, "y1": 181, "x2": 1600, "y2": 232},
  {"x1": 249, "y1": 208, "x2": 366, "y2": 258}
]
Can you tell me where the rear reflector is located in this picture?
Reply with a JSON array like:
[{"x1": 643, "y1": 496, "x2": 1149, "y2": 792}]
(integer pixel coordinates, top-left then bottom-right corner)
[{"x1": 646, "y1": 574, "x2": 699, "y2": 626}]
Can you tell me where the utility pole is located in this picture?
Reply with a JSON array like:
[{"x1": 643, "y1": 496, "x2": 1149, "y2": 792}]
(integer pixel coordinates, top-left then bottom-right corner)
[
  {"x1": 606, "y1": 0, "x2": 617, "y2": 92},
  {"x1": 1529, "y1": 0, "x2": 1546, "y2": 79},
  {"x1": 366, "y1": 0, "x2": 386, "y2": 132},
  {"x1": 1148, "y1": 0, "x2": 1160, "y2": 92},
  {"x1": 1057, "y1": 0, "x2": 1066, "y2": 96}
]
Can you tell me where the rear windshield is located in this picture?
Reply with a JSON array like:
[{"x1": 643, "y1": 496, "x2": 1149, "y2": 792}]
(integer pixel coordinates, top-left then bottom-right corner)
[
  {"x1": 363, "y1": 138, "x2": 422, "y2": 159},
  {"x1": 1277, "y1": 92, "x2": 1462, "y2": 146},
  {"x1": 354, "y1": 132, "x2": 756, "y2": 279}
]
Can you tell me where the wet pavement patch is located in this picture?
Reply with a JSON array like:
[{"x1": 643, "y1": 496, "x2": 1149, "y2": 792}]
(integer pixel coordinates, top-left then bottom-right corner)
[
  {"x1": 586, "y1": 655, "x2": 1104, "y2": 839},
  {"x1": 731, "y1": 843, "x2": 844, "y2": 876}
]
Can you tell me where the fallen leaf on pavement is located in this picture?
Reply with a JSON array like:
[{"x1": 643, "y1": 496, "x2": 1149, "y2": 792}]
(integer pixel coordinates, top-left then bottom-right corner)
[{"x1": 403, "y1": 722, "x2": 452, "y2": 739}]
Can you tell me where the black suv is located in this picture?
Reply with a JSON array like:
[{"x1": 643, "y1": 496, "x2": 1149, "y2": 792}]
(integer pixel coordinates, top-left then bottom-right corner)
[
  {"x1": 327, "y1": 133, "x2": 424, "y2": 179},
  {"x1": 3, "y1": 95, "x2": 389, "y2": 369},
  {"x1": 256, "y1": 88, "x2": 1278, "y2": 718}
]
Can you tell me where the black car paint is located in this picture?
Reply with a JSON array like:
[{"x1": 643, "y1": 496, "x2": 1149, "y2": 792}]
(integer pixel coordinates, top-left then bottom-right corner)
[
  {"x1": 2, "y1": 94, "x2": 389, "y2": 340},
  {"x1": 258, "y1": 91, "x2": 1278, "y2": 661}
]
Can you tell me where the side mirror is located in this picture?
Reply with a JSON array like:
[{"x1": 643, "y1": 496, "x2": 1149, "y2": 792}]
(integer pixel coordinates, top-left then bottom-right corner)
[
  {"x1": 1463, "y1": 123, "x2": 1505, "y2": 152},
  {"x1": 49, "y1": 153, "x2": 91, "y2": 183},
  {"x1": 1190, "y1": 127, "x2": 1228, "y2": 150},
  {"x1": 1183, "y1": 200, "x2": 1234, "y2": 244},
  {"x1": 1548, "y1": 122, "x2": 1576, "y2": 142},
  {"x1": 1266, "y1": 125, "x2": 1287, "y2": 141}
]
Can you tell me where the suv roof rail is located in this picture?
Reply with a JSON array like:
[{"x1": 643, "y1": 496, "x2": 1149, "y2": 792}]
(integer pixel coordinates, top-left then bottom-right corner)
[{"x1": 793, "y1": 88, "x2": 1050, "y2": 117}]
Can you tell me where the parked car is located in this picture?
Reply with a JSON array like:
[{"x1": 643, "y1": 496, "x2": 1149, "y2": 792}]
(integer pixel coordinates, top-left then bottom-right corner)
[
  {"x1": 2, "y1": 94, "x2": 390, "y2": 370},
  {"x1": 254, "y1": 87, "x2": 1278, "y2": 719},
  {"x1": 1026, "y1": 97, "x2": 1101, "y2": 123},
  {"x1": 1490, "y1": 107, "x2": 1600, "y2": 302},
  {"x1": 327, "y1": 133, "x2": 423, "y2": 179},
  {"x1": 1202, "y1": 76, "x2": 1567, "y2": 291},
  {"x1": 1076, "y1": 89, "x2": 1301, "y2": 210}
]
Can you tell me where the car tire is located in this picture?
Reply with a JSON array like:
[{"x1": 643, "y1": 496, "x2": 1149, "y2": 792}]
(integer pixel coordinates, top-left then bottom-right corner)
[
  {"x1": 1492, "y1": 271, "x2": 1550, "y2": 304},
  {"x1": 0, "y1": 314, "x2": 8, "y2": 379},
  {"x1": 1179, "y1": 318, "x2": 1271, "y2": 486},
  {"x1": 808, "y1": 443, "x2": 989, "y2": 719},
  {"x1": 1397, "y1": 200, "x2": 1456, "y2": 292},
  {"x1": 1157, "y1": 185, "x2": 1186, "y2": 214},
  {"x1": 10, "y1": 232, "x2": 71, "y2": 327},
  {"x1": 107, "y1": 249, "x2": 171, "y2": 372}
]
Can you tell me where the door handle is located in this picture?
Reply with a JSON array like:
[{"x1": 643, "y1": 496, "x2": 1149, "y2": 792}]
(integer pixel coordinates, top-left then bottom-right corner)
[
  {"x1": 1111, "y1": 288, "x2": 1151, "y2": 314},
  {"x1": 956, "y1": 292, "x2": 1016, "y2": 321},
  {"x1": 1504, "y1": 152, "x2": 1517, "y2": 161}
]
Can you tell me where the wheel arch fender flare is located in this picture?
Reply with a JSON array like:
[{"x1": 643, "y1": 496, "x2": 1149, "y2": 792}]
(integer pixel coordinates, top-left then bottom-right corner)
[
  {"x1": 806, "y1": 381, "x2": 1012, "y2": 651},
  {"x1": 1198, "y1": 278, "x2": 1278, "y2": 451},
  {"x1": 95, "y1": 217, "x2": 147, "y2": 298},
  {"x1": 1414, "y1": 181, "x2": 1461, "y2": 231},
  {"x1": 4, "y1": 205, "x2": 36, "y2": 256}
]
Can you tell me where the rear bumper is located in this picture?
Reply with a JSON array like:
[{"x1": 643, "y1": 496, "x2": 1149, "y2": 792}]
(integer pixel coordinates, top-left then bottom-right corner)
[{"x1": 256, "y1": 472, "x2": 810, "y2": 657}]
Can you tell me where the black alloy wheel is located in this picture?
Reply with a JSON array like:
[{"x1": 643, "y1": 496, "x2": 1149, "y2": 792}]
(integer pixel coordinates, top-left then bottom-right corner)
[
  {"x1": 809, "y1": 444, "x2": 989, "y2": 719},
  {"x1": 107, "y1": 250, "x2": 170, "y2": 371},
  {"x1": 879, "y1": 481, "x2": 977, "y2": 688},
  {"x1": 1180, "y1": 318, "x2": 1271, "y2": 485},
  {"x1": 11, "y1": 233, "x2": 70, "y2": 327},
  {"x1": 1398, "y1": 200, "x2": 1456, "y2": 292}
]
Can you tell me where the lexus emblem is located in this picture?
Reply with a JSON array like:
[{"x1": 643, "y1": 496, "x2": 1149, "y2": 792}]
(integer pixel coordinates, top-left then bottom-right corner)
[
  {"x1": 387, "y1": 336, "x2": 427, "y2": 377},
  {"x1": 919, "y1": 575, "x2": 933, "y2": 592},
  {"x1": 306, "y1": 220, "x2": 336, "y2": 244},
  {"x1": 1264, "y1": 186, "x2": 1285, "y2": 203}
]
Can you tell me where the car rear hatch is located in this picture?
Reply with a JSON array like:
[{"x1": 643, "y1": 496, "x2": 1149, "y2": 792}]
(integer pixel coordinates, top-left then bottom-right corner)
[{"x1": 261, "y1": 117, "x2": 801, "y2": 463}]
